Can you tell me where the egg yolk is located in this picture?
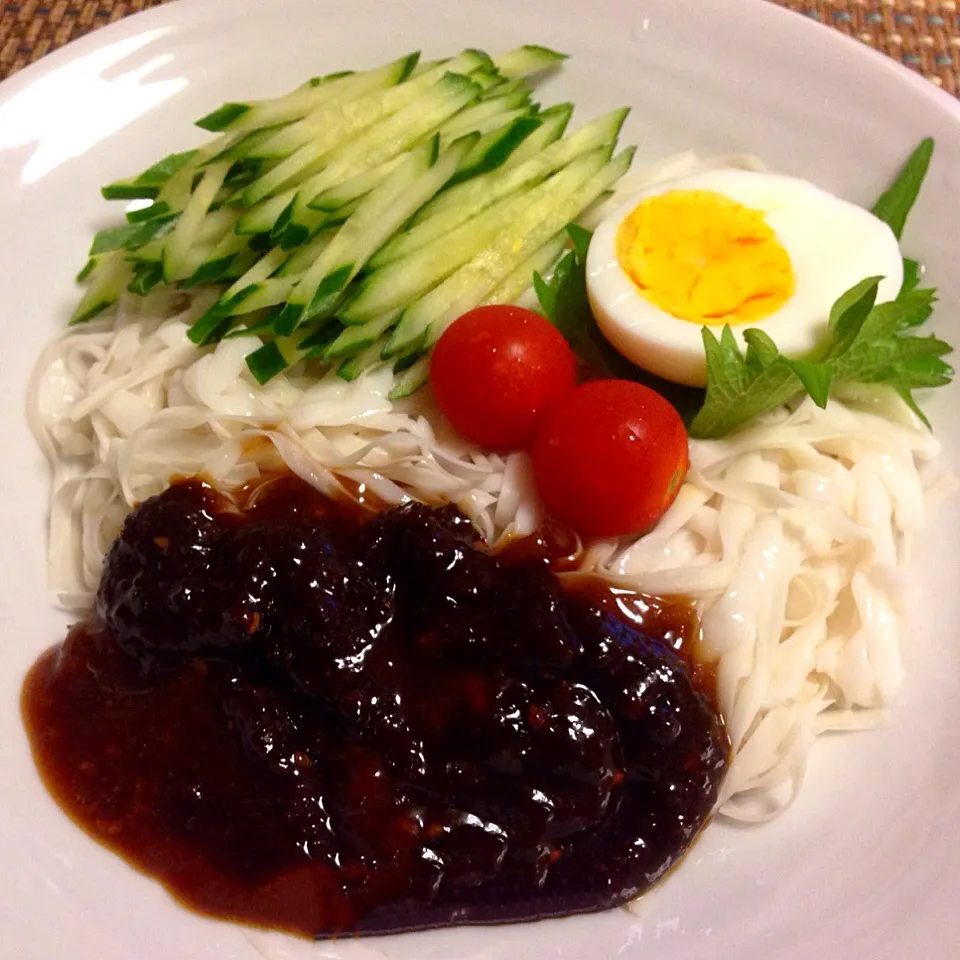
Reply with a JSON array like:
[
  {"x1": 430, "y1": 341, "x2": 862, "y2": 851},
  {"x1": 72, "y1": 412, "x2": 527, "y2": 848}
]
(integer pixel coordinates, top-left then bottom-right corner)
[{"x1": 614, "y1": 189, "x2": 795, "y2": 325}]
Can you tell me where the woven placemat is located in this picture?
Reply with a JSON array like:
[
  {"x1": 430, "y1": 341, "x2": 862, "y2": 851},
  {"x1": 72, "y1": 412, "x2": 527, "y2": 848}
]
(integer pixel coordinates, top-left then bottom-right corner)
[{"x1": 1, "y1": 0, "x2": 958, "y2": 94}]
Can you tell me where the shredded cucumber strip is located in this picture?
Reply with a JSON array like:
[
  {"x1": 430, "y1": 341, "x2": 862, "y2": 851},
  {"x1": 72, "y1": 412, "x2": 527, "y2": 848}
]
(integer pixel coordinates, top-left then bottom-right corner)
[
  {"x1": 195, "y1": 55, "x2": 419, "y2": 134},
  {"x1": 480, "y1": 231, "x2": 567, "y2": 305},
  {"x1": 388, "y1": 354, "x2": 431, "y2": 398},
  {"x1": 222, "y1": 246, "x2": 289, "y2": 301},
  {"x1": 247, "y1": 50, "x2": 488, "y2": 162},
  {"x1": 440, "y1": 89, "x2": 533, "y2": 139},
  {"x1": 239, "y1": 56, "x2": 432, "y2": 206},
  {"x1": 70, "y1": 251, "x2": 133, "y2": 324},
  {"x1": 225, "y1": 277, "x2": 298, "y2": 315},
  {"x1": 385, "y1": 148, "x2": 635, "y2": 357},
  {"x1": 338, "y1": 336, "x2": 391, "y2": 381},
  {"x1": 323, "y1": 311, "x2": 399, "y2": 361},
  {"x1": 309, "y1": 155, "x2": 407, "y2": 212},
  {"x1": 341, "y1": 145, "x2": 612, "y2": 325},
  {"x1": 284, "y1": 72, "x2": 481, "y2": 233},
  {"x1": 276, "y1": 229, "x2": 336, "y2": 276},
  {"x1": 492, "y1": 102, "x2": 572, "y2": 169},
  {"x1": 238, "y1": 72, "x2": 481, "y2": 241},
  {"x1": 373, "y1": 108, "x2": 627, "y2": 267},
  {"x1": 163, "y1": 161, "x2": 231, "y2": 281},
  {"x1": 492, "y1": 44, "x2": 567, "y2": 79},
  {"x1": 236, "y1": 191, "x2": 297, "y2": 235},
  {"x1": 279, "y1": 133, "x2": 470, "y2": 331}
]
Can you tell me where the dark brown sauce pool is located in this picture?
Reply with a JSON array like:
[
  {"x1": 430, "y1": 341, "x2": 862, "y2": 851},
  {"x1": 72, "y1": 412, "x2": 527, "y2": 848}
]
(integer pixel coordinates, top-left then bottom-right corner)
[{"x1": 22, "y1": 474, "x2": 728, "y2": 938}]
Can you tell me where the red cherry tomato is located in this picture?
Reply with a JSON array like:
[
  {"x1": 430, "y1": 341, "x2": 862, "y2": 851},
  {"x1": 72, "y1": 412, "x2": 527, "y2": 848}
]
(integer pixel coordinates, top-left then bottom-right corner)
[
  {"x1": 429, "y1": 305, "x2": 577, "y2": 450},
  {"x1": 532, "y1": 379, "x2": 689, "y2": 538}
]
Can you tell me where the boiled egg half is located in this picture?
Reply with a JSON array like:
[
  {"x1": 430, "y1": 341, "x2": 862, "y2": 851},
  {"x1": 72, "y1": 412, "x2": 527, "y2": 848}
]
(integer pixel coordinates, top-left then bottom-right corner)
[{"x1": 586, "y1": 169, "x2": 904, "y2": 386}]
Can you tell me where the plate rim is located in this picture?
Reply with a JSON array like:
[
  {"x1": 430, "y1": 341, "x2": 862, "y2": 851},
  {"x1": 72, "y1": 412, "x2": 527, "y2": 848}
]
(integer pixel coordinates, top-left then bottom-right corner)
[
  {"x1": 3, "y1": 0, "x2": 960, "y2": 125},
  {"x1": 3, "y1": 3, "x2": 960, "y2": 959}
]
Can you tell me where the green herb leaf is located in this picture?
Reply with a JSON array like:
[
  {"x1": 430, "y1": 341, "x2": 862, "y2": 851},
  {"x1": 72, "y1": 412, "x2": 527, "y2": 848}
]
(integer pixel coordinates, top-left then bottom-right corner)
[
  {"x1": 782, "y1": 358, "x2": 833, "y2": 408},
  {"x1": 896, "y1": 387, "x2": 931, "y2": 428},
  {"x1": 871, "y1": 137, "x2": 934, "y2": 240},
  {"x1": 690, "y1": 280, "x2": 953, "y2": 439},
  {"x1": 823, "y1": 275, "x2": 882, "y2": 360},
  {"x1": 742, "y1": 327, "x2": 779, "y2": 374},
  {"x1": 533, "y1": 249, "x2": 577, "y2": 341},
  {"x1": 901, "y1": 257, "x2": 922, "y2": 295},
  {"x1": 831, "y1": 288, "x2": 951, "y2": 389},
  {"x1": 688, "y1": 328, "x2": 801, "y2": 439}
]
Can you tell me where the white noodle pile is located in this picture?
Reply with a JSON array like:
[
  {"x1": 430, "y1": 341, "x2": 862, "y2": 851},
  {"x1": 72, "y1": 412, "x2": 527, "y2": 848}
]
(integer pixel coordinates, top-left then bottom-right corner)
[{"x1": 589, "y1": 393, "x2": 956, "y2": 820}]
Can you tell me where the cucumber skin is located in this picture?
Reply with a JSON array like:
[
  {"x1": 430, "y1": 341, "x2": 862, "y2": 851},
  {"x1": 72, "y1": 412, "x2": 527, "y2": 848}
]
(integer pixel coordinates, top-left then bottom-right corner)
[
  {"x1": 387, "y1": 354, "x2": 430, "y2": 398},
  {"x1": 196, "y1": 103, "x2": 250, "y2": 132}
]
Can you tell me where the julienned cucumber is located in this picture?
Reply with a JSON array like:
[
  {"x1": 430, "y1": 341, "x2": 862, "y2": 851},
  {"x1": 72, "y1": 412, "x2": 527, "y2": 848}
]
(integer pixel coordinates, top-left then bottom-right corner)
[
  {"x1": 383, "y1": 148, "x2": 635, "y2": 358},
  {"x1": 324, "y1": 310, "x2": 399, "y2": 361},
  {"x1": 239, "y1": 53, "x2": 432, "y2": 207},
  {"x1": 492, "y1": 44, "x2": 567, "y2": 79},
  {"x1": 384, "y1": 228, "x2": 565, "y2": 396},
  {"x1": 337, "y1": 335, "x2": 392, "y2": 381},
  {"x1": 309, "y1": 156, "x2": 407, "y2": 213},
  {"x1": 276, "y1": 133, "x2": 471, "y2": 334},
  {"x1": 195, "y1": 55, "x2": 420, "y2": 134},
  {"x1": 70, "y1": 251, "x2": 133, "y2": 324},
  {"x1": 72, "y1": 45, "x2": 635, "y2": 397},
  {"x1": 387, "y1": 354, "x2": 432, "y2": 398},
  {"x1": 234, "y1": 69, "x2": 483, "y2": 241},
  {"x1": 371, "y1": 108, "x2": 628, "y2": 268},
  {"x1": 480, "y1": 231, "x2": 567, "y2": 306},
  {"x1": 245, "y1": 50, "x2": 488, "y2": 163},
  {"x1": 340, "y1": 145, "x2": 613, "y2": 325},
  {"x1": 275, "y1": 229, "x2": 335, "y2": 276},
  {"x1": 163, "y1": 161, "x2": 231, "y2": 282},
  {"x1": 281, "y1": 71, "x2": 482, "y2": 237}
]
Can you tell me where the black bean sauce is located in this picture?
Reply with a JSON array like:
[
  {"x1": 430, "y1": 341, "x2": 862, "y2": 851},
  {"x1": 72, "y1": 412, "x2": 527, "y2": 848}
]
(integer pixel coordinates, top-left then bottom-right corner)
[{"x1": 22, "y1": 474, "x2": 728, "y2": 937}]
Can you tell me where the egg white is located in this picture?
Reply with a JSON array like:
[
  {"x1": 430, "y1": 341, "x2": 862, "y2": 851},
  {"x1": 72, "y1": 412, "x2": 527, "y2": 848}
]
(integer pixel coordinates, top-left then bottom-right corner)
[{"x1": 586, "y1": 169, "x2": 904, "y2": 387}]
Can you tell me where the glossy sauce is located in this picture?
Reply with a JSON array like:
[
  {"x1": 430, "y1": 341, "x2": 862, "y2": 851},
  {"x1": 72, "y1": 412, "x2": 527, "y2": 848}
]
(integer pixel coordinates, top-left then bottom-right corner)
[{"x1": 22, "y1": 474, "x2": 728, "y2": 937}]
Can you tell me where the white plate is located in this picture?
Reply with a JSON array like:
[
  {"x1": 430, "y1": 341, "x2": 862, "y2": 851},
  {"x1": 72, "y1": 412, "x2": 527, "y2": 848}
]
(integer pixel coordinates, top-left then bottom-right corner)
[{"x1": 1, "y1": 1, "x2": 959, "y2": 957}]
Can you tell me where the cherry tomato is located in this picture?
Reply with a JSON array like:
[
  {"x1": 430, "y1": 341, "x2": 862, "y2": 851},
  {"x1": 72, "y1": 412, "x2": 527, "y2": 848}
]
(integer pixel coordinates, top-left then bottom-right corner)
[
  {"x1": 532, "y1": 379, "x2": 689, "y2": 538},
  {"x1": 429, "y1": 305, "x2": 577, "y2": 450}
]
